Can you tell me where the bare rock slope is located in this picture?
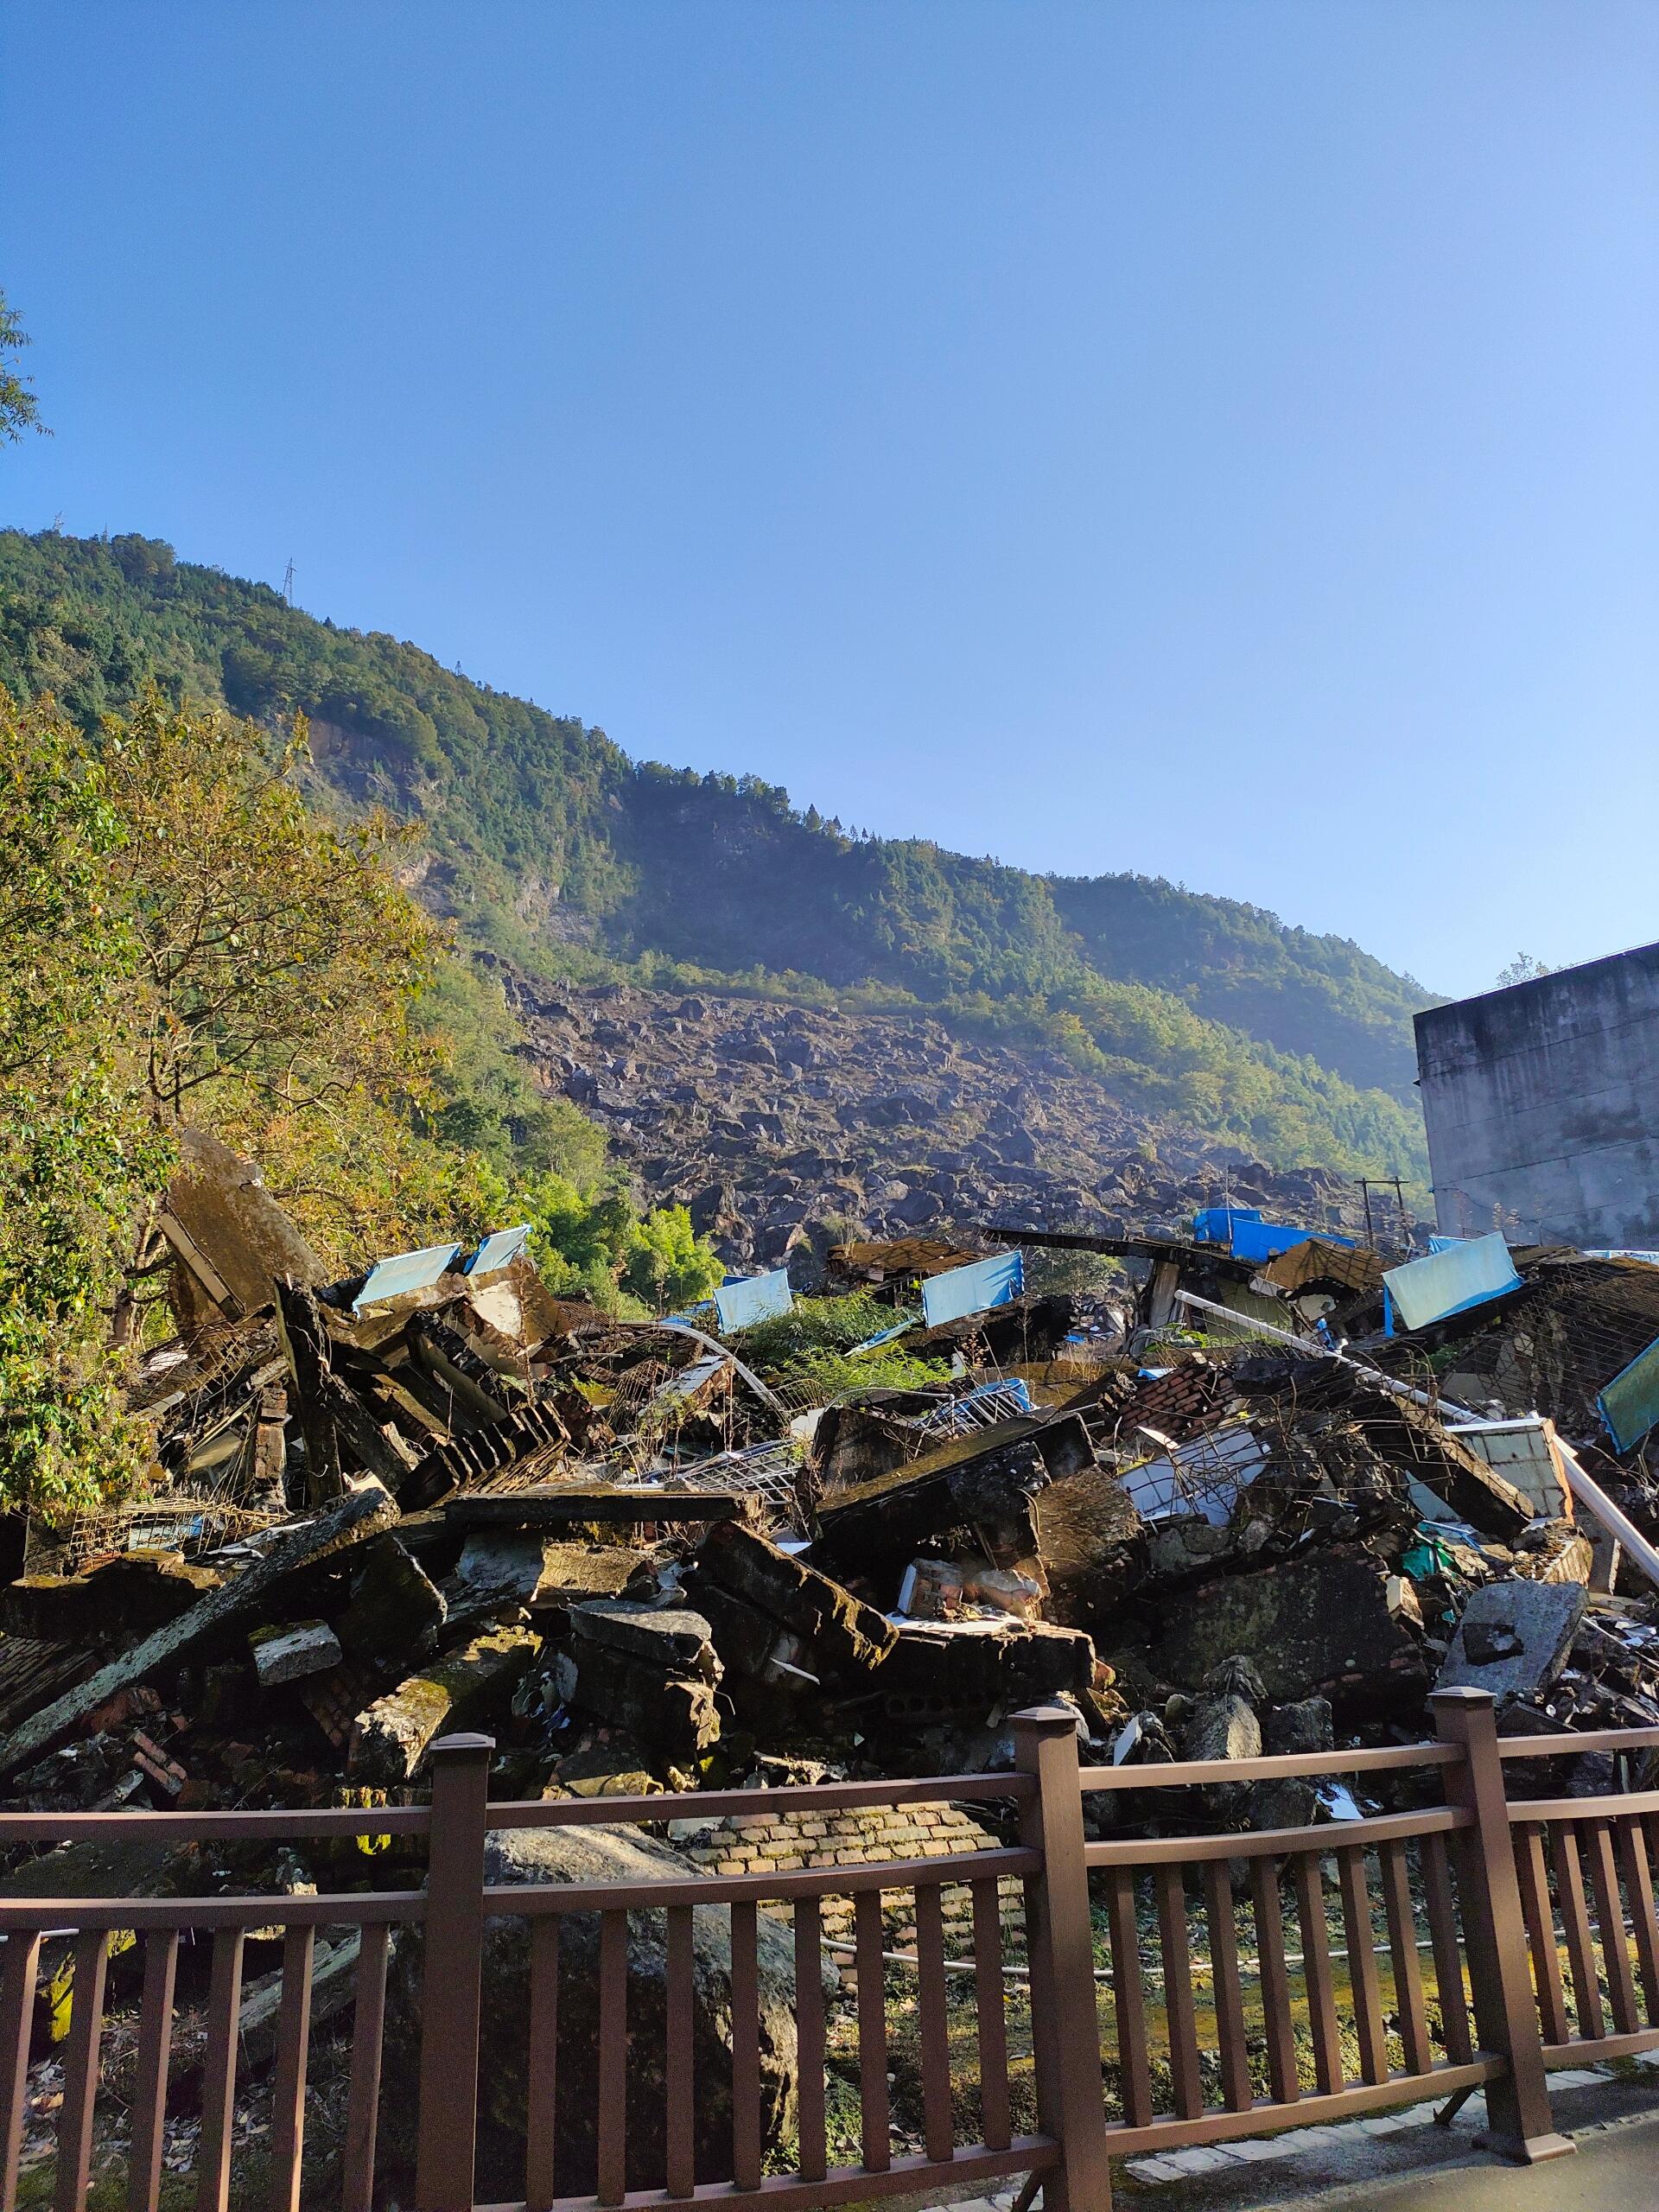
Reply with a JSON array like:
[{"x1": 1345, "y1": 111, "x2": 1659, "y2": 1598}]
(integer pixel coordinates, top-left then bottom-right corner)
[{"x1": 508, "y1": 974, "x2": 1362, "y2": 1267}]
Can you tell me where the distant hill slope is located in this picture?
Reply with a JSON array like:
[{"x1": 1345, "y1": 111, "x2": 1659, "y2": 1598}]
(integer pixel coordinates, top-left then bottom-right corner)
[{"x1": 0, "y1": 528, "x2": 1434, "y2": 1179}]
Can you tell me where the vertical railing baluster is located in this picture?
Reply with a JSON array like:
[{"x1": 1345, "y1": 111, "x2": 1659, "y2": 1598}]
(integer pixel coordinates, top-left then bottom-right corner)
[
  {"x1": 524, "y1": 1917, "x2": 561, "y2": 2212},
  {"x1": 1616, "y1": 1816, "x2": 1659, "y2": 2024},
  {"x1": 54, "y1": 1929, "x2": 110, "y2": 2212},
  {"x1": 1338, "y1": 1847, "x2": 1389, "y2": 2085},
  {"x1": 596, "y1": 1910, "x2": 628, "y2": 2207},
  {"x1": 1201, "y1": 1860, "x2": 1251, "y2": 2113},
  {"x1": 1513, "y1": 1825, "x2": 1568, "y2": 2047},
  {"x1": 1379, "y1": 1840, "x2": 1432, "y2": 2076},
  {"x1": 128, "y1": 1929, "x2": 179, "y2": 2212},
  {"x1": 1105, "y1": 1866, "x2": 1152, "y2": 2126},
  {"x1": 268, "y1": 1924, "x2": 315, "y2": 2212},
  {"x1": 341, "y1": 1923, "x2": 388, "y2": 2212},
  {"x1": 0, "y1": 1929, "x2": 41, "y2": 2212},
  {"x1": 854, "y1": 1888, "x2": 890, "y2": 2173},
  {"x1": 664, "y1": 1907, "x2": 696, "y2": 2201},
  {"x1": 1421, "y1": 1831, "x2": 1473, "y2": 2063},
  {"x1": 196, "y1": 1929, "x2": 245, "y2": 2212},
  {"x1": 1585, "y1": 1820, "x2": 1638, "y2": 2036},
  {"x1": 1157, "y1": 1864, "x2": 1204, "y2": 2120},
  {"x1": 1552, "y1": 1825, "x2": 1604, "y2": 2042},
  {"x1": 970, "y1": 1878, "x2": 1010, "y2": 2152},
  {"x1": 794, "y1": 1897, "x2": 827, "y2": 2183},
  {"x1": 729, "y1": 1901, "x2": 761, "y2": 2194},
  {"x1": 1291, "y1": 1853, "x2": 1343, "y2": 2094},
  {"x1": 1249, "y1": 1858, "x2": 1298, "y2": 2104},
  {"x1": 913, "y1": 1884, "x2": 954, "y2": 2163}
]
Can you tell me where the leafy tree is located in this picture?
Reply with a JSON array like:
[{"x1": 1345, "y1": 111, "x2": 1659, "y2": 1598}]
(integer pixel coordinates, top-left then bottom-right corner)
[
  {"x1": 0, "y1": 697, "x2": 167, "y2": 1514},
  {"x1": 0, "y1": 291, "x2": 48, "y2": 445},
  {"x1": 105, "y1": 693, "x2": 442, "y2": 1125},
  {"x1": 1496, "y1": 953, "x2": 1551, "y2": 987},
  {"x1": 620, "y1": 1205, "x2": 724, "y2": 1313}
]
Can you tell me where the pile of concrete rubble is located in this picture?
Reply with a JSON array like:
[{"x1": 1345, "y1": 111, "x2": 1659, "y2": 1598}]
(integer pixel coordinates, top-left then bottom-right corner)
[{"x1": 5, "y1": 1140, "x2": 1659, "y2": 1836}]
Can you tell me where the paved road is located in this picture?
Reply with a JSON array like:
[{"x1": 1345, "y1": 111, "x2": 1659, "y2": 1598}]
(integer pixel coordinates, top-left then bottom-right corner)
[{"x1": 1292, "y1": 2113, "x2": 1659, "y2": 2212}]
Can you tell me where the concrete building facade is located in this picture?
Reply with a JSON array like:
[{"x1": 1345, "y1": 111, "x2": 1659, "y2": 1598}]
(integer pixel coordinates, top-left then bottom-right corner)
[{"x1": 1414, "y1": 941, "x2": 1659, "y2": 1251}]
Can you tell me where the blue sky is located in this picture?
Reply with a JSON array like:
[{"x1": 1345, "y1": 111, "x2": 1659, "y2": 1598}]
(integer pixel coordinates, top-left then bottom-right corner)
[{"x1": 3, "y1": 2, "x2": 1655, "y2": 999}]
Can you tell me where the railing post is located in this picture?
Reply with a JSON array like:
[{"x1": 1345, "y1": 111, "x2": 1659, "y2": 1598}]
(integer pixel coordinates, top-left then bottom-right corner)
[
  {"x1": 1431, "y1": 1688, "x2": 1573, "y2": 2164},
  {"x1": 1014, "y1": 1707, "x2": 1112, "y2": 2212},
  {"x1": 415, "y1": 1732, "x2": 493, "y2": 2212}
]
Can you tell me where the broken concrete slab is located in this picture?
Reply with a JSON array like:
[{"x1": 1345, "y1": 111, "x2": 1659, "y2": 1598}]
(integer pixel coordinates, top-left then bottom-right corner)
[
  {"x1": 160, "y1": 1125, "x2": 325, "y2": 1319},
  {"x1": 531, "y1": 1542, "x2": 654, "y2": 1611},
  {"x1": 1141, "y1": 1548, "x2": 1427, "y2": 1714},
  {"x1": 693, "y1": 1582, "x2": 789, "y2": 1682},
  {"x1": 443, "y1": 1529, "x2": 548, "y2": 1623},
  {"x1": 249, "y1": 1619, "x2": 343, "y2": 1688},
  {"x1": 1031, "y1": 1463, "x2": 1146, "y2": 1629},
  {"x1": 569, "y1": 1600, "x2": 721, "y2": 1681},
  {"x1": 335, "y1": 1535, "x2": 448, "y2": 1672},
  {"x1": 551, "y1": 1642, "x2": 721, "y2": 1764},
  {"x1": 348, "y1": 1621, "x2": 537, "y2": 1783},
  {"x1": 448, "y1": 1484, "x2": 746, "y2": 1527},
  {"x1": 1437, "y1": 1578, "x2": 1588, "y2": 1702},
  {"x1": 695, "y1": 1522, "x2": 896, "y2": 1677},
  {"x1": 0, "y1": 1551, "x2": 222, "y2": 1643},
  {"x1": 1249, "y1": 1694, "x2": 1334, "y2": 1833},
  {"x1": 878, "y1": 1618, "x2": 1095, "y2": 1723},
  {"x1": 810, "y1": 1412, "x2": 1092, "y2": 1586},
  {"x1": 0, "y1": 1478, "x2": 402, "y2": 1779}
]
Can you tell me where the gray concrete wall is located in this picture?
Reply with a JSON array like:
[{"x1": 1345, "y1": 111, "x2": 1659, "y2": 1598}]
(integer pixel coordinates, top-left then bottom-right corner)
[{"x1": 1414, "y1": 943, "x2": 1659, "y2": 1249}]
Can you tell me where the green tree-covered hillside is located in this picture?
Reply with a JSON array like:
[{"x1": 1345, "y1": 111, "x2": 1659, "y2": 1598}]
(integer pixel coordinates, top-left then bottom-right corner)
[{"x1": 0, "y1": 528, "x2": 1435, "y2": 1179}]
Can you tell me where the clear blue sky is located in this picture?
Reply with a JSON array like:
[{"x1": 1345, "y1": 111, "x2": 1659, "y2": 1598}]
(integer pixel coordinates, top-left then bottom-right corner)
[{"x1": 4, "y1": 3, "x2": 1655, "y2": 1000}]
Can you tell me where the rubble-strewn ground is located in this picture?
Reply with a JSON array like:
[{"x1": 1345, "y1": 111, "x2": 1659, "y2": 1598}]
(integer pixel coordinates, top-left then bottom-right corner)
[
  {"x1": 507, "y1": 973, "x2": 1372, "y2": 1266},
  {"x1": 6, "y1": 1130, "x2": 1659, "y2": 2200}
]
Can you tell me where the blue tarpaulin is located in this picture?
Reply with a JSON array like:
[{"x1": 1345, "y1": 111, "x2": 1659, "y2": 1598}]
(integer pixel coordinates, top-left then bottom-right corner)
[
  {"x1": 1599, "y1": 1336, "x2": 1659, "y2": 1453},
  {"x1": 921, "y1": 1249, "x2": 1023, "y2": 1328},
  {"x1": 714, "y1": 1268, "x2": 795, "y2": 1334},
  {"x1": 352, "y1": 1241, "x2": 463, "y2": 1313},
  {"x1": 1191, "y1": 1207, "x2": 1354, "y2": 1264},
  {"x1": 463, "y1": 1224, "x2": 532, "y2": 1276},
  {"x1": 1383, "y1": 1231, "x2": 1521, "y2": 1333}
]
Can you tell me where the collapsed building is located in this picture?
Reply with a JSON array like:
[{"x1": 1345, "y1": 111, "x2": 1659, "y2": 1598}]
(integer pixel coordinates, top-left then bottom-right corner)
[
  {"x1": 6, "y1": 1141, "x2": 1658, "y2": 1831},
  {"x1": 8, "y1": 1133, "x2": 1659, "y2": 2187}
]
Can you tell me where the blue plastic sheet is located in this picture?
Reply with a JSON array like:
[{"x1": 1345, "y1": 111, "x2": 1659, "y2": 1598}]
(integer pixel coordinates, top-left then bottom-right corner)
[
  {"x1": 1382, "y1": 1231, "x2": 1521, "y2": 1333},
  {"x1": 352, "y1": 1241, "x2": 463, "y2": 1313},
  {"x1": 1599, "y1": 1336, "x2": 1659, "y2": 1453},
  {"x1": 714, "y1": 1268, "x2": 795, "y2": 1334},
  {"x1": 920, "y1": 1249, "x2": 1023, "y2": 1328},
  {"x1": 463, "y1": 1224, "x2": 532, "y2": 1276},
  {"x1": 1191, "y1": 1207, "x2": 1353, "y2": 1263}
]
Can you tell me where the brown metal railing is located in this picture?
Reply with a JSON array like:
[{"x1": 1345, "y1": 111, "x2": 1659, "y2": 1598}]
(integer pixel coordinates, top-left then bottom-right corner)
[
  {"x1": 1497, "y1": 1727, "x2": 1659, "y2": 2070},
  {"x1": 3, "y1": 1688, "x2": 1657, "y2": 2210}
]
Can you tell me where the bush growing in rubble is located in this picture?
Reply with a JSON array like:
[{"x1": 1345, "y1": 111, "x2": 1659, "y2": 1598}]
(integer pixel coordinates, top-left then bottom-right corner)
[{"x1": 732, "y1": 1290, "x2": 949, "y2": 1399}]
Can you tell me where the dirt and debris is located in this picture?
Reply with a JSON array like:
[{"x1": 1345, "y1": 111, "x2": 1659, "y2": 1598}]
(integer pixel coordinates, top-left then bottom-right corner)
[
  {"x1": 13, "y1": 1158, "x2": 1659, "y2": 1816},
  {"x1": 10, "y1": 1135, "x2": 1659, "y2": 2191}
]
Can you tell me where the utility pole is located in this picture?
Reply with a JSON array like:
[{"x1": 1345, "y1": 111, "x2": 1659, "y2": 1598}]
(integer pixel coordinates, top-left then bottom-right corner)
[{"x1": 282, "y1": 559, "x2": 295, "y2": 607}]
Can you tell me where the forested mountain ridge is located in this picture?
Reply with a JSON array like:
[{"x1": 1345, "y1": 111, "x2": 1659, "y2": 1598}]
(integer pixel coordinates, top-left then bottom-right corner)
[{"x1": 0, "y1": 527, "x2": 1435, "y2": 1179}]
